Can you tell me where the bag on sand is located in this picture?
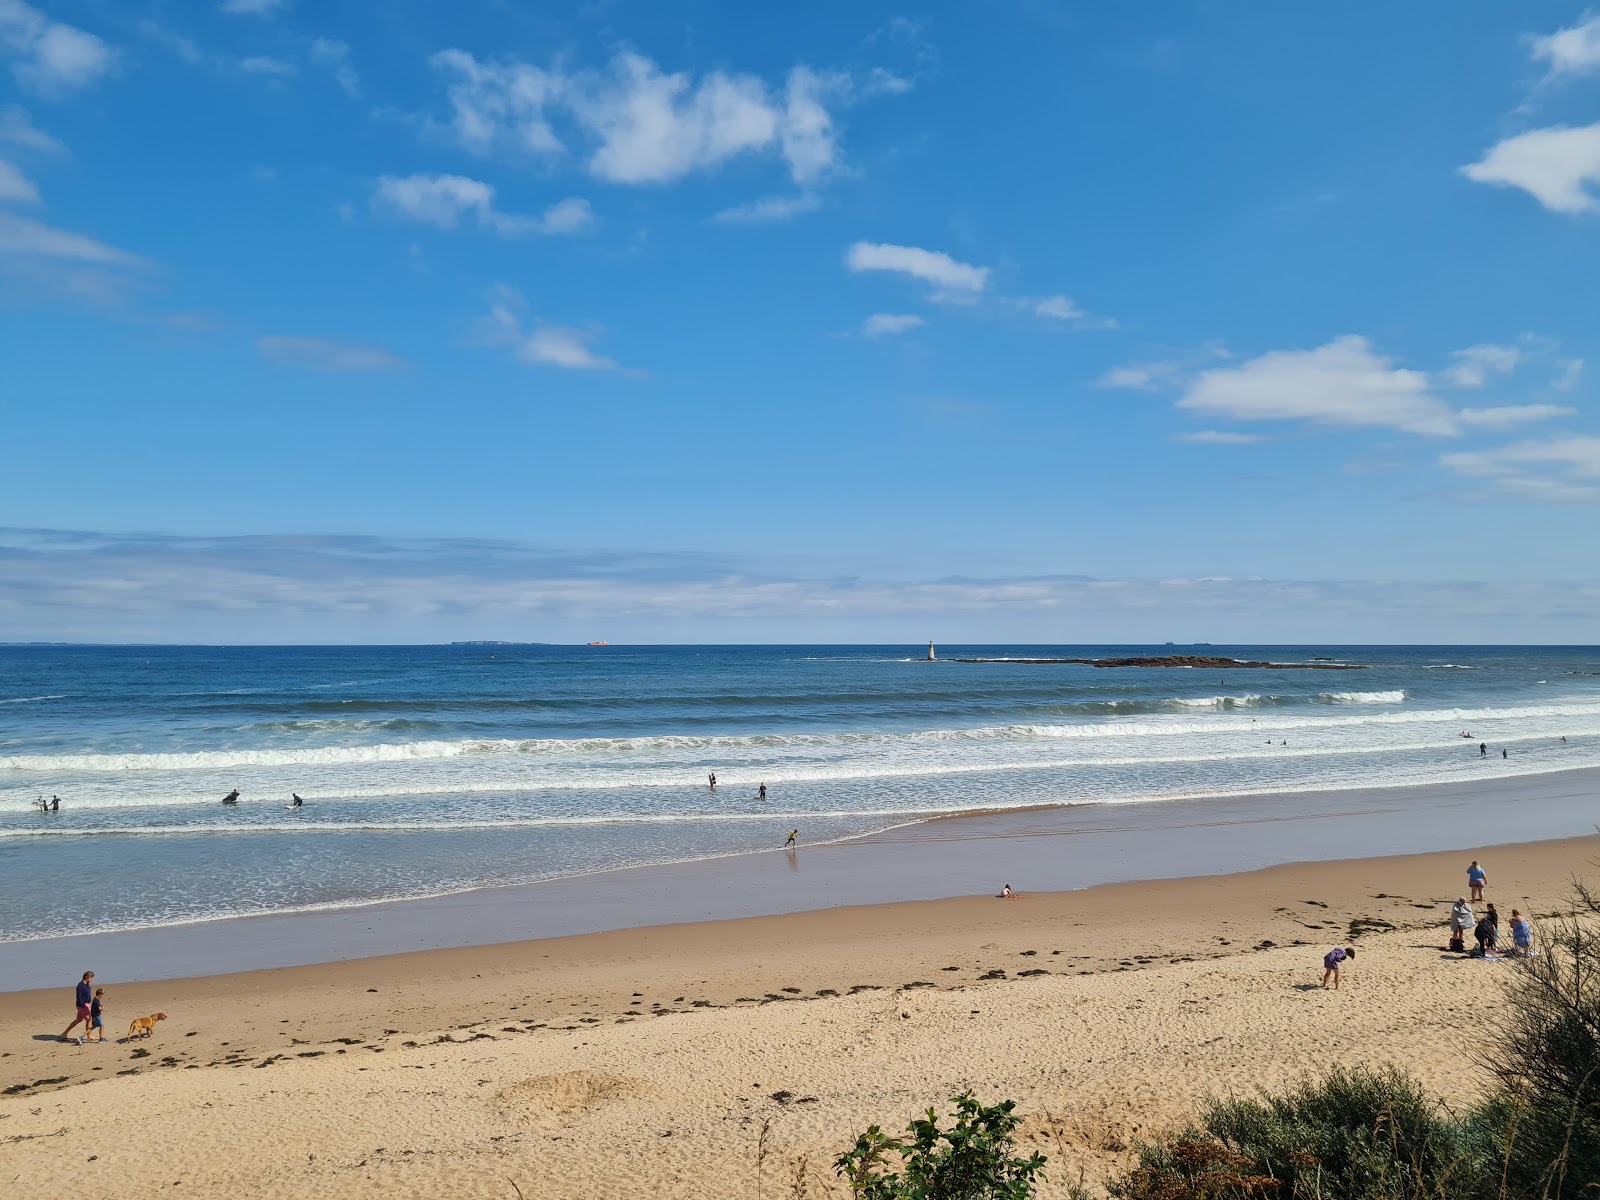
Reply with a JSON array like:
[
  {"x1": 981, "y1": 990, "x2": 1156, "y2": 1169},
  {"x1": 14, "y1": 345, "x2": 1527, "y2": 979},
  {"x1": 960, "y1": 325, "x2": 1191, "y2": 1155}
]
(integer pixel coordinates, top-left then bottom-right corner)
[{"x1": 1449, "y1": 935, "x2": 1465, "y2": 953}]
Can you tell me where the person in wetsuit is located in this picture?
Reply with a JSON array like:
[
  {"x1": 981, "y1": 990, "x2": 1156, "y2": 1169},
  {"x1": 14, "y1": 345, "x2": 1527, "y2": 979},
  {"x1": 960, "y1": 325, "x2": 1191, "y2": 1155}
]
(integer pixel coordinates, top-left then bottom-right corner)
[{"x1": 221, "y1": 789, "x2": 241, "y2": 805}]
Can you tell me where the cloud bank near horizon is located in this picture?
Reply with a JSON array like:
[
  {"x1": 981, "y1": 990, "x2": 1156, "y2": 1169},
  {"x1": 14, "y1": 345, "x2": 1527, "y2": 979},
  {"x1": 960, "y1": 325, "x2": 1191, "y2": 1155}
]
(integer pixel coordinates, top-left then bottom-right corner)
[{"x1": 2, "y1": 528, "x2": 1596, "y2": 646}]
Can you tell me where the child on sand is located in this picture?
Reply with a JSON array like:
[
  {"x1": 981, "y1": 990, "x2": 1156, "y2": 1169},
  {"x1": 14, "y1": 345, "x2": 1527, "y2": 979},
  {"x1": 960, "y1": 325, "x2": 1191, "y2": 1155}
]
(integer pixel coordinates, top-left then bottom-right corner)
[
  {"x1": 1001, "y1": 884, "x2": 1013, "y2": 899},
  {"x1": 88, "y1": 987, "x2": 106, "y2": 1043},
  {"x1": 1321, "y1": 946, "x2": 1355, "y2": 989}
]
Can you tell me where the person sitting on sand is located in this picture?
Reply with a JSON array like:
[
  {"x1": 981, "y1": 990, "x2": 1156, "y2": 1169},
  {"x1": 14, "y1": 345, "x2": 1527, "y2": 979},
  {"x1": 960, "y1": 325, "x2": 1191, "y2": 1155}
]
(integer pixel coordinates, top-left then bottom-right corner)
[
  {"x1": 1321, "y1": 946, "x2": 1355, "y2": 989},
  {"x1": 1001, "y1": 884, "x2": 1013, "y2": 899},
  {"x1": 1449, "y1": 898, "x2": 1474, "y2": 950},
  {"x1": 1509, "y1": 910, "x2": 1533, "y2": 957},
  {"x1": 784, "y1": 829, "x2": 797, "y2": 847},
  {"x1": 1467, "y1": 860, "x2": 1487, "y2": 902}
]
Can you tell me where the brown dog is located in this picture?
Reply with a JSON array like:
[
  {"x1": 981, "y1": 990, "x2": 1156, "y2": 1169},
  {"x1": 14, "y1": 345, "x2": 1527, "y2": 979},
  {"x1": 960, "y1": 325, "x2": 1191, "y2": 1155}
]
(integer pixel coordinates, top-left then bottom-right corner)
[{"x1": 126, "y1": 1012, "x2": 166, "y2": 1040}]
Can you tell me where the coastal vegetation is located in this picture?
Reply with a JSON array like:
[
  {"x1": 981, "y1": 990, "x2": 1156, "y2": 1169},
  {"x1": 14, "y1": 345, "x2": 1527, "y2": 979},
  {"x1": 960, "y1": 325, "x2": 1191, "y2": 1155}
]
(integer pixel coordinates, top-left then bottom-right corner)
[{"x1": 833, "y1": 884, "x2": 1600, "y2": 1199}]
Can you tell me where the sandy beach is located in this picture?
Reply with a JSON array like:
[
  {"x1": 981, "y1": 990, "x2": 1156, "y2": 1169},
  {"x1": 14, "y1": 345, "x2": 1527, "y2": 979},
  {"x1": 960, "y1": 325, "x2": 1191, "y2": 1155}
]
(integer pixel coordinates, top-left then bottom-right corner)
[{"x1": 4, "y1": 829, "x2": 1595, "y2": 1198}]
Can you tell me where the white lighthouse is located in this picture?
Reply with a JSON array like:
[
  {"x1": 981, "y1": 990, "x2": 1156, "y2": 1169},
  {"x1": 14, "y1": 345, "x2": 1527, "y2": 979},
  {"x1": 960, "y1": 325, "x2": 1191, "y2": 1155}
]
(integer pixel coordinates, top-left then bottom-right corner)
[{"x1": 927, "y1": 639, "x2": 936, "y2": 661}]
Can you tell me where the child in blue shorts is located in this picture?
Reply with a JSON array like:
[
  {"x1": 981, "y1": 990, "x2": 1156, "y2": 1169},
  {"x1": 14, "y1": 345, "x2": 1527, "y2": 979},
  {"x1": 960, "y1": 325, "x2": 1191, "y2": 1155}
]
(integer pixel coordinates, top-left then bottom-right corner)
[{"x1": 88, "y1": 987, "x2": 107, "y2": 1043}]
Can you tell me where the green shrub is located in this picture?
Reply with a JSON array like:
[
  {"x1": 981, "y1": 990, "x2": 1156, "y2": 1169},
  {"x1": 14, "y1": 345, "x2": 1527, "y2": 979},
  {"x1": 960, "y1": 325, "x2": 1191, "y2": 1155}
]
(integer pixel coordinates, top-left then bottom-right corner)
[
  {"x1": 834, "y1": 1092, "x2": 1049, "y2": 1200},
  {"x1": 1107, "y1": 1065, "x2": 1485, "y2": 1200}
]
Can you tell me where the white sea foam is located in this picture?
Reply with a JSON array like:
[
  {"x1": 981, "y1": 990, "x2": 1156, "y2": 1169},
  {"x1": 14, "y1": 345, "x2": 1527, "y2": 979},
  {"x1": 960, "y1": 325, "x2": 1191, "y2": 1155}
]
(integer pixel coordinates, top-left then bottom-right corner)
[
  {"x1": 1170, "y1": 694, "x2": 1262, "y2": 708},
  {"x1": 5, "y1": 698, "x2": 1598, "y2": 775},
  {"x1": 1315, "y1": 690, "x2": 1406, "y2": 703},
  {"x1": 0, "y1": 694, "x2": 66, "y2": 704}
]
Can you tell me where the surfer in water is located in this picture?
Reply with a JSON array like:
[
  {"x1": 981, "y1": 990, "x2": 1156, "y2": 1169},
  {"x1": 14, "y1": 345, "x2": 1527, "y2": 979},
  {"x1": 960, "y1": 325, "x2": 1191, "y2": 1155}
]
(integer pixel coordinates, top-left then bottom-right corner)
[
  {"x1": 708, "y1": 773, "x2": 717, "y2": 792},
  {"x1": 221, "y1": 789, "x2": 241, "y2": 805},
  {"x1": 290, "y1": 794, "x2": 304, "y2": 809},
  {"x1": 758, "y1": 783, "x2": 767, "y2": 801},
  {"x1": 50, "y1": 795, "x2": 60, "y2": 811}
]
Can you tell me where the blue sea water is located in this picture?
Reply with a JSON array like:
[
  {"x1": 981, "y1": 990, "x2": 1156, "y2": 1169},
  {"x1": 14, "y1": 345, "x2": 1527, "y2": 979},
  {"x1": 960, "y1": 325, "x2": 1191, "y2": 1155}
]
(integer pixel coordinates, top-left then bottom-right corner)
[{"x1": 2, "y1": 644, "x2": 1597, "y2": 943}]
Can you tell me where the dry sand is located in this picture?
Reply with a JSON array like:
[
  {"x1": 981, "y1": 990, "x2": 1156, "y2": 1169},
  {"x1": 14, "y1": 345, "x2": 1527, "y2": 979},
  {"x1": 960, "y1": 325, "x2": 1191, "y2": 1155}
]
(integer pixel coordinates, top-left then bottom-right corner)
[{"x1": 3, "y1": 834, "x2": 1595, "y2": 1199}]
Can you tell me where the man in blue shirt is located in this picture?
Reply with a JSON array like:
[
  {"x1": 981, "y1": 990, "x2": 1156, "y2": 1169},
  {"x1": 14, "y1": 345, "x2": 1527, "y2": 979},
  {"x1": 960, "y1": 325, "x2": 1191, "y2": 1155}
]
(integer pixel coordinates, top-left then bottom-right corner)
[{"x1": 60, "y1": 970, "x2": 95, "y2": 1044}]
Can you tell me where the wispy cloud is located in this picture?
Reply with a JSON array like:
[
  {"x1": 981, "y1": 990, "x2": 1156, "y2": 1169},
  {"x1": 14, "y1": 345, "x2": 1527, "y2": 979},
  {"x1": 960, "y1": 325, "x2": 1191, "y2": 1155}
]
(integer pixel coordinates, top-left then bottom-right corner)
[
  {"x1": 256, "y1": 335, "x2": 407, "y2": 372},
  {"x1": 473, "y1": 285, "x2": 635, "y2": 372},
  {"x1": 1440, "y1": 342, "x2": 1524, "y2": 388},
  {"x1": 239, "y1": 55, "x2": 295, "y2": 77},
  {"x1": 845, "y1": 241, "x2": 989, "y2": 300},
  {"x1": 710, "y1": 192, "x2": 820, "y2": 224},
  {"x1": 0, "y1": 155, "x2": 37, "y2": 203},
  {"x1": 372, "y1": 173, "x2": 593, "y2": 237},
  {"x1": 0, "y1": 0, "x2": 114, "y2": 97},
  {"x1": 0, "y1": 104, "x2": 64, "y2": 154},
  {"x1": 1176, "y1": 430, "x2": 1267, "y2": 445},
  {"x1": 1442, "y1": 435, "x2": 1600, "y2": 501},
  {"x1": 861, "y1": 312, "x2": 924, "y2": 339},
  {"x1": 309, "y1": 37, "x2": 358, "y2": 97},
  {"x1": 1456, "y1": 404, "x2": 1577, "y2": 430},
  {"x1": 4, "y1": 527, "x2": 1598, "y2": 643},
  {"x1": 219, "y1": 0, "x2": 287, "y2": 15},
  {"x1": 1530, "y1": 12, "x2": 1600, "y2": 81}
]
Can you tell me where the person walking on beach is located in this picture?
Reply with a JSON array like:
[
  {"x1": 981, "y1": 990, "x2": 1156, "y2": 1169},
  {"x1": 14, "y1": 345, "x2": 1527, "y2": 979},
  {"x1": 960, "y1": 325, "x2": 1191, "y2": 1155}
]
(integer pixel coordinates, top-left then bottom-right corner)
[
  {"x1": 87, "y1": 987, "x2": 107, "y2": 1043},
  {"x1": 60, "y1": 971, "x2": 94, "y2": 1043},
  {"x1": 1449, "y1": 898, "x2": 1474, "y2": 952},
  {"x1": 1468, "y1": 860, "x2": 1488, "y2": 902},
  {"x1": 784, "y1": 829, "x2": 797, "y2": 847},
  {"x1": 1321, "y1": 946, "x2": 1354, "y2": 989}
]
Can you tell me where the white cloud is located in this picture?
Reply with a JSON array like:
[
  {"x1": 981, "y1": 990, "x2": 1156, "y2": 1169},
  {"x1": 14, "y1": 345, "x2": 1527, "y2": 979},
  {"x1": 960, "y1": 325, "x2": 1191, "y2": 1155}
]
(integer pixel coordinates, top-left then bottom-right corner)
[
  {"x1": 1034, "y1": 295, "x2": 1085, "y2": 321},
  {"x1": 0, "y1": 156, "x2": 38, "y2": 203},
  {"x1": 1031, "y1": 293, "x2": 1115, "y2": 328},
  {"x1": 1554, "y1": 358, "x2": 1585, "y2": 391},
  {"x1": 0, "y1": 0, "x2": 114, "y2": 96},
  {"x1": 845, "y1": 241, "x2": 989, "y2": 299},
  {"x1": 1176, "y1": 430, "x2": 1267, "y2": 445},
  {"x1": 522, "y1": 325, "x2": 619, "y2": 370},
  {"x1": 1461, "y1": 122, "x2": 1600, "y2": 214},
  {"x1": 473, "y1": 286, "x2": 633, "y2": 372},
  {"x1": 256, "y1": 335, "x2": 406, "y2": 372},
  {"x1": 429, "y1": 50, "x2": 855, "y2": 186},
  {"x1": 310, "y1": 37, "x2": 358, "y2": 97},
  {"x1": 0, "y1": 105, "x2": 64, "y2": 154},
  {"x1": 861, "y1": 312, "x2": 924, "y2": 339},
  {"x1": 1178, "y1": 335, "x2": 1460, "y2": 436},
  {"x1": 711, "y1": 192, "x2": 820, "y2": 224},
  {"x1": 1456, "y1": 404, "x2": 1578, "y2": 430},
  {"x1": 9, "y1": 528, "x2": 1600, "y2": 644},
  {"x1": 371, "y1": 174, "x2": 593, "y2": 236},
  {"x1": 239, "y1": 55, "x2": 295, "y2": 76},
  {"x1": 1531, "y1": 13, "x2": 1600, "y2": 79},
  {"x1": 1441, "y1": 342, "x2": 1523, "y2": 388},
  {"x1": 220, "y1": 0, "x2": 286, "y2": 15},
  {"x1": 1097, "y1": 363, "x2": 1172, "y2": 390},
  {"x1": 0, "y1": 209, "x2": 142, "y2": 265},
  {"x1": 1442, "y1": 435, "x2": 1600, "y2": 501}
]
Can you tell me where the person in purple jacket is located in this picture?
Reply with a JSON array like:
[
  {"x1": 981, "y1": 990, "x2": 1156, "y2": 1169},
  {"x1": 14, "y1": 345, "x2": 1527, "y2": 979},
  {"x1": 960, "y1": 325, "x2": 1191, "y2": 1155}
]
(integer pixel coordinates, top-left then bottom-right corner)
[{"x1": 1321, "y1": 946, "x2": 1355, "y2": 990}]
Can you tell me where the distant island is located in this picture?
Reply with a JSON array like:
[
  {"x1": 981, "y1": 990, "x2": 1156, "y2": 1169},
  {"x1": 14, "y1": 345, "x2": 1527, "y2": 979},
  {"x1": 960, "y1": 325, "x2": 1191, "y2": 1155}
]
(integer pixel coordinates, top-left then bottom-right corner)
[
  {"x1": 946, "y1": 655, "x2": 1366, "y2": 670},
  {"x1": 449, "y1": 641, "x2": 556, "y2": 647}
]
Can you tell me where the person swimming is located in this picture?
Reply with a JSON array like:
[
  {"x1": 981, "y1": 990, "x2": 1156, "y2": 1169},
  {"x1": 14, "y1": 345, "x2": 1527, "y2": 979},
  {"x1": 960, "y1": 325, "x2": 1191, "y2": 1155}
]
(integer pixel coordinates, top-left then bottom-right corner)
[{"x1": 221, "y1": 789, "x2": 241, "y2": 805}]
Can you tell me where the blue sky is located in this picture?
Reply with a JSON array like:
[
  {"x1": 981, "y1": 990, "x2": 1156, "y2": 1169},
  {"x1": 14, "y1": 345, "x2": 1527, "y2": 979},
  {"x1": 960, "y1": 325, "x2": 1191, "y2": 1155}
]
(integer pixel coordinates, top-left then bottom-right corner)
[{"x1": 2, "y1": 1, "x2": 1599, "y2": 643}]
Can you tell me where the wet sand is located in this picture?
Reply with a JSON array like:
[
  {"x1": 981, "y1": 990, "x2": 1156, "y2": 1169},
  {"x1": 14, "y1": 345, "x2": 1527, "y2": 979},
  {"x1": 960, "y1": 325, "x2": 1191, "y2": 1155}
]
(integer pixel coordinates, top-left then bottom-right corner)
[
  {"x1": 4, "y1": 765, "x2": 1596, "y2": 989},
  {"x1": 2, "y1": 829, "x2": 1596, "y2": 1198}
]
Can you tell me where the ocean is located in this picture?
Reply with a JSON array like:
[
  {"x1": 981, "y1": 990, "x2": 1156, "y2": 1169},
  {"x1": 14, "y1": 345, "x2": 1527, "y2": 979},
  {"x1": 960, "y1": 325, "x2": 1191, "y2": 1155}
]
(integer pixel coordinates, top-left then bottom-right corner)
[{"x1": 2, "y1": 643, "x2": 1597, "y2": 943}]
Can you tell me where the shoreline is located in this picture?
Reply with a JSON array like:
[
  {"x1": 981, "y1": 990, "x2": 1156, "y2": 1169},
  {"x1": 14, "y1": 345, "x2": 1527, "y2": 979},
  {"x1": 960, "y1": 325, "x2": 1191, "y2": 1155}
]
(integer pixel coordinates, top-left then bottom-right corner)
[
  {"x1": 3, "y1": 764, "x2": 1597, "y2": 990},
  {"x1": 3, "y1": 829, "x2": 1595, "y2": 1198}
]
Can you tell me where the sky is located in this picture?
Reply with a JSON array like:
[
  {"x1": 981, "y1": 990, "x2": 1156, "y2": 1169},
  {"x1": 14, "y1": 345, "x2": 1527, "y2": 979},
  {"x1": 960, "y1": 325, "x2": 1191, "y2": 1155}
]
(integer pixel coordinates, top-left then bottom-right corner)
[{"x1": 2, "y1": 1, "x2": 1599, "y2": 644}]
